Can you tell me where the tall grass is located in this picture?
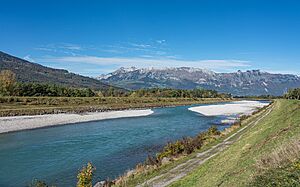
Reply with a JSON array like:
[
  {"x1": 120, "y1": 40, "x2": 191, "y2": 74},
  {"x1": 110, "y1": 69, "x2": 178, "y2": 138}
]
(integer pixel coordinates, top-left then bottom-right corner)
[{"x1": 256, "y1": 139, "x2": 300, "y2": 170}]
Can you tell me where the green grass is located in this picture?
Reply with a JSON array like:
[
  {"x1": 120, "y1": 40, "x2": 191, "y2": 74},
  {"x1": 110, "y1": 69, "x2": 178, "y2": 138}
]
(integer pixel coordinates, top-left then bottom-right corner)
[
  {"x1": 247, "y1": 159, "x2": 300, "y2": 187},
  {"x1": 169, "y1": 99, "x2": 300, "y2": 187},
  {"x1": 0, "y1": 96, "x2": 232, "y2": 116}
]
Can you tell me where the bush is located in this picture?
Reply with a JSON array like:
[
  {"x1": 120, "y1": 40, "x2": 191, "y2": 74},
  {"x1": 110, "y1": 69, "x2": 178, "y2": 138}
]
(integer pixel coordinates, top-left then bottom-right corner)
[
  {"x1": 284, "y1": 88, "x2": 300, "y2": 100},
  {"x1": 207, "y1": 126, "x2": 221, "y2": 136},
  {"x1": 157, "y1": 126, "x2": 220, "y2": 160},
  {"x1": 77, "y1": 162, "x2": 95, "y2": 187}
]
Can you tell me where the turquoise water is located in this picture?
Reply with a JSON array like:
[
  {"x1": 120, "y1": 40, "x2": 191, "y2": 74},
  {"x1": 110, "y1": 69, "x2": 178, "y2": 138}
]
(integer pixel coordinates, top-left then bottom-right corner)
[{"x1": 0, "y1": 104, "x2": 230, "y2": 187}]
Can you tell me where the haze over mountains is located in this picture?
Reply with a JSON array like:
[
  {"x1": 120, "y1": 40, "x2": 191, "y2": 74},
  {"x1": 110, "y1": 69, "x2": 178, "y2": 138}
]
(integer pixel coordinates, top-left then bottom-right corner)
[{"x1": 98, "y1": 67, "x2": 300, "y2": 96}]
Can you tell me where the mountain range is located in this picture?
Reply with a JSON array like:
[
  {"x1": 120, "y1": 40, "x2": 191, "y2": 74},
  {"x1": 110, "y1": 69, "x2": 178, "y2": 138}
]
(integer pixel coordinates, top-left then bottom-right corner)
[
  {"x1": 98, "y1": 67, "x2": 300, "y2": 96},
  {"x1": 0, "y1": 51, "x2": 122, "y2": 91},
  {"x1": 1, "y1": 51, "x2": 299, "y2": 96}
]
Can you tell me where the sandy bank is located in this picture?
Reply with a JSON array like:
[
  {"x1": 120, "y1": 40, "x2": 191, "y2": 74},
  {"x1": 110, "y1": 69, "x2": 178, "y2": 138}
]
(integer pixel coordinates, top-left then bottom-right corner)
[
  {"x1": 188, "y1": 100, "x2": 269, "y2": 116},
  {"x1": 0, "y1": 109, "x2": 154, "y2": 134}
]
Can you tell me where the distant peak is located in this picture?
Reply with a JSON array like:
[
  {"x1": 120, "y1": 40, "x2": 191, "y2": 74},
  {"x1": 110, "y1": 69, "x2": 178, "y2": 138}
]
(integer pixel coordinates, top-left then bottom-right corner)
[
  {"x1": 116, "y1": 66, "x2": 138, "y2": 73},
  {"x1": 114, "y1": 66, "x2": 214, "y2": 73}
]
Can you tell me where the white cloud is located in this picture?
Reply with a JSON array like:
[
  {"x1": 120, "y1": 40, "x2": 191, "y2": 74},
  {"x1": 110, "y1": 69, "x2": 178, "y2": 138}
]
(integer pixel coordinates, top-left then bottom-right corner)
[
  {"x1": 129, "y1": 43, "x2": 152, "y2": 48},
  {"x1": 23, "y1": 55, "x2": 35, "y2": 62},
  {"x1": 34, "y1": 40, "x2": 170, "y2": 58},
  {"x1": 59, "y1": 43, "x2": 82, "y2": 50},
  {"x1": 263, "y1": 69, "x2": 300, "y2": 76},
  {"x1": 39, "y1": 55, "x2": 250, "y2": 71},
  {"x1": 35, "y1": 43, "x2": 83, "y2": 53},
  {"x1": 156, "y1": 39, "x2": 166, "y2": 44}
]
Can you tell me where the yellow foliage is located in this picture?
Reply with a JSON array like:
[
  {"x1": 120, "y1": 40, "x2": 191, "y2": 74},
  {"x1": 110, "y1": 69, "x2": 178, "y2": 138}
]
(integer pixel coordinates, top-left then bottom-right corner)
[{"x1": 77, "y1": 162, "x2": 95, "y2": 187}]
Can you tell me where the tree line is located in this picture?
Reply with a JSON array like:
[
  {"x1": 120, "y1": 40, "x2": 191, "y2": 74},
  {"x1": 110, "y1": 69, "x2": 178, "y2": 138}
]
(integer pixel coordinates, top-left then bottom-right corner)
[
  {"x1": 284, "y1": 88, "x2": 300, "y2": 100},
  {"x1": 0, "y1": 70, "x2": 124, "y2": 97},
  {"x1": 130, "y1": 88, "x2": 231, "y2": 98},
  {"x1": 0, "y1": 70, "x2": 231, "y2": 98}
]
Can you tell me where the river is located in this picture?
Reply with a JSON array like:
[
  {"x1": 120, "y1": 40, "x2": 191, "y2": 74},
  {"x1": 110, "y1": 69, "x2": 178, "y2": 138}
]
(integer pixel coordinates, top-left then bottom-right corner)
[{"x1": 0, "y1": 101, "x2": 267, "y2": 186}]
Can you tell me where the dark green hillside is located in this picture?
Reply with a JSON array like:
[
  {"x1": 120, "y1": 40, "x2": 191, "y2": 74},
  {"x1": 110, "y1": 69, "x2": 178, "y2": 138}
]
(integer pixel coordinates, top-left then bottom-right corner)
[{"x1": 0, "y1": 51, "x2": 123, "y2": 91}]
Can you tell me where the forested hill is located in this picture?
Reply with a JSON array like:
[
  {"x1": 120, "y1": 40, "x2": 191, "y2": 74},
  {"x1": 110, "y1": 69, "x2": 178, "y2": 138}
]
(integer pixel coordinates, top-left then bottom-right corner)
[{"x1": 0, "y1": 51, "x2": 122, "y2": 91}]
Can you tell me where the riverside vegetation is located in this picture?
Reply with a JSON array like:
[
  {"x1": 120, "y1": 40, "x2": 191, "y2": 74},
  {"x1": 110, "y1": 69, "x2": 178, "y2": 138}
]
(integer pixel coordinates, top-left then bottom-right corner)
[{"x1": 0, "y1": 70, "x2": 232, "y2": 116}]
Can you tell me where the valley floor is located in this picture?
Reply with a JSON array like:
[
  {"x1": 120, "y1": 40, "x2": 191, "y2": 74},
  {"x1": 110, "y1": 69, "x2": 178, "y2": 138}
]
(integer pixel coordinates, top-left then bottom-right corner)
[
  {"x1": 0, "y1": 97, "x2": 232, "y2": 117},
  {"x1": 0, "y1": 97, "x2": 232, "y2": 134}
]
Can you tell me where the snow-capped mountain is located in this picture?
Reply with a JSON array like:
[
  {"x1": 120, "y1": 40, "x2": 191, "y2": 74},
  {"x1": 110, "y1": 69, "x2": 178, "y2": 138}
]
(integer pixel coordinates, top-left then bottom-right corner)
[{"x1": 97, "y1": 67, "x2": 300, "y2": 96}]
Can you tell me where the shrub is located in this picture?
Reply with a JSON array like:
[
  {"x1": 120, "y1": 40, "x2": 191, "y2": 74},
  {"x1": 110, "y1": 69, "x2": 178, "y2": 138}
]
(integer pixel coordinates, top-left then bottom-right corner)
[
  {"x1": 157, "y1": 126, "x2": 220, "y2": 160},
  {"x1": 207, "y1": 126, "x2": 221, "y2": 136},
  {"x1": 77, "y1": 162, "x2": 95, "y2": 187}
]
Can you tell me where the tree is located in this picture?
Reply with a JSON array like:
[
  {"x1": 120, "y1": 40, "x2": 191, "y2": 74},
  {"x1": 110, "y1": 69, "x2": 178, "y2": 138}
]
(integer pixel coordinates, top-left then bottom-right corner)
[
  {"x1": 285, "y1": 88, "x2": 300, "y2": 100},
  {"x1": 77, "y1": 162, "x2": 95, "y2": 187},
  {"x1": 0, "y1": 70, "x2": 16, "y2": 96}
]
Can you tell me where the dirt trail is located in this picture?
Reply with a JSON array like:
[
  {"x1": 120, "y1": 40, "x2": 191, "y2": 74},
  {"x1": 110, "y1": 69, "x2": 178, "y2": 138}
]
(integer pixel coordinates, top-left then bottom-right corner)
[{"x1": 137, "y1": 104, "x2": 274, "y2": 187}]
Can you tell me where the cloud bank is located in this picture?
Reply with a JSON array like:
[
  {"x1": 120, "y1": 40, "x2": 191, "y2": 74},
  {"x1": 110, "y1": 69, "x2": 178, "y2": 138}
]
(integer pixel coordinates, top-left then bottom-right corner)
[{"x1": 39, "y1": 55, "x2": 250, "y2": 72}]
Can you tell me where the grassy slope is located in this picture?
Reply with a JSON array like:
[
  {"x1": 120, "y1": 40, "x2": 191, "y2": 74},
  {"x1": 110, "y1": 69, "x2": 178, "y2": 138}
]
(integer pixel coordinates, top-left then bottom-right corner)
[
  {"x1": 0, "y1": 97, "x2": 232, "y2": 116},
  {"x1": 169, "y1": 99, "x2": 300, "y2": 187}
]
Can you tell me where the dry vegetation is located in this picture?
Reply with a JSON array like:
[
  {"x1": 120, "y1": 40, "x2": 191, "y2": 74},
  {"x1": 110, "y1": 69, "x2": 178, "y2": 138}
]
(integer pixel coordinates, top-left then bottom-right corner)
[
  {"x1": 256, "y1": 139, "x2": 300, "y2": 170},
  {"x1": 0, "y1": 96, "x2": 232, "y2": 117}
]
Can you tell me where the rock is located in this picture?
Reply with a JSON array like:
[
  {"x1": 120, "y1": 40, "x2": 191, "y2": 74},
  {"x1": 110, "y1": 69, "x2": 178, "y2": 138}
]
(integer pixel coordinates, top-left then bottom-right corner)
[
  {"x1": 94, "y1": 181, "x2": 106, "y2": 187},
  {"x1": 161, "y1": 157, "x2": 171, "y2": 165},
  {"x1": 126, "y1": 169, "x2": 135, "y2": 177}
]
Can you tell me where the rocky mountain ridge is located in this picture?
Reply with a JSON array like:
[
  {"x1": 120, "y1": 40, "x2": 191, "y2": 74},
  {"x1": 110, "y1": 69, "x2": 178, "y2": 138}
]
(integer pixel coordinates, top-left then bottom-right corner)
[{"x1": 98, "y1": 67, "x2": 300, "y2": 96}]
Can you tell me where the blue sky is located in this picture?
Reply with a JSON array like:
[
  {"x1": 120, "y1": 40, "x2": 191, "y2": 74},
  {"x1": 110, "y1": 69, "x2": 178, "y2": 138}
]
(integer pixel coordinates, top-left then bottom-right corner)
[{"x1": 1, "y1": 0, "x2": 300, "y2": 76}]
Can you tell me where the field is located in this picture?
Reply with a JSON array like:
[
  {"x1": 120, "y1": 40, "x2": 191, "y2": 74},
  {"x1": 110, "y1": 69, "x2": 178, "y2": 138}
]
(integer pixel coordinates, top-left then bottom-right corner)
[
  {"x1": 0, "y1": 96, "x2": 232, "y2": 117},
  {"x1": 169, "y1": 99, "x2": 300, "y2": 186}
]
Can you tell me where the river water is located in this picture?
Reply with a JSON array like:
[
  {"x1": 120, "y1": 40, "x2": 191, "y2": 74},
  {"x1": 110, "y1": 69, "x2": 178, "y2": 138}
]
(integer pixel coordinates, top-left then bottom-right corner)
[{"x1": 0, "y1": 102, "x2": 260, "y2": 186}]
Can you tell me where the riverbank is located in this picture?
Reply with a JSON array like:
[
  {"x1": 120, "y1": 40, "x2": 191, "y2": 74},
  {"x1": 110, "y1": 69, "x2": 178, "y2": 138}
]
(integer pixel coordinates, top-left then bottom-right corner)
[
  {"x1": 0, "y1": 109, "x2": 153, "y2": 134},
  {"x1": 0, "y1": 97, "x2": 233, "y2": 117}
]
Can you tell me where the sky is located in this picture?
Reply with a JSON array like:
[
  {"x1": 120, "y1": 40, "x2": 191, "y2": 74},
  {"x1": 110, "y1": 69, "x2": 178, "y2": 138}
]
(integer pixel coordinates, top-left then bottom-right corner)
[{"x1": 1, "y1": 0, "x2": 300, "y2": 76}]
